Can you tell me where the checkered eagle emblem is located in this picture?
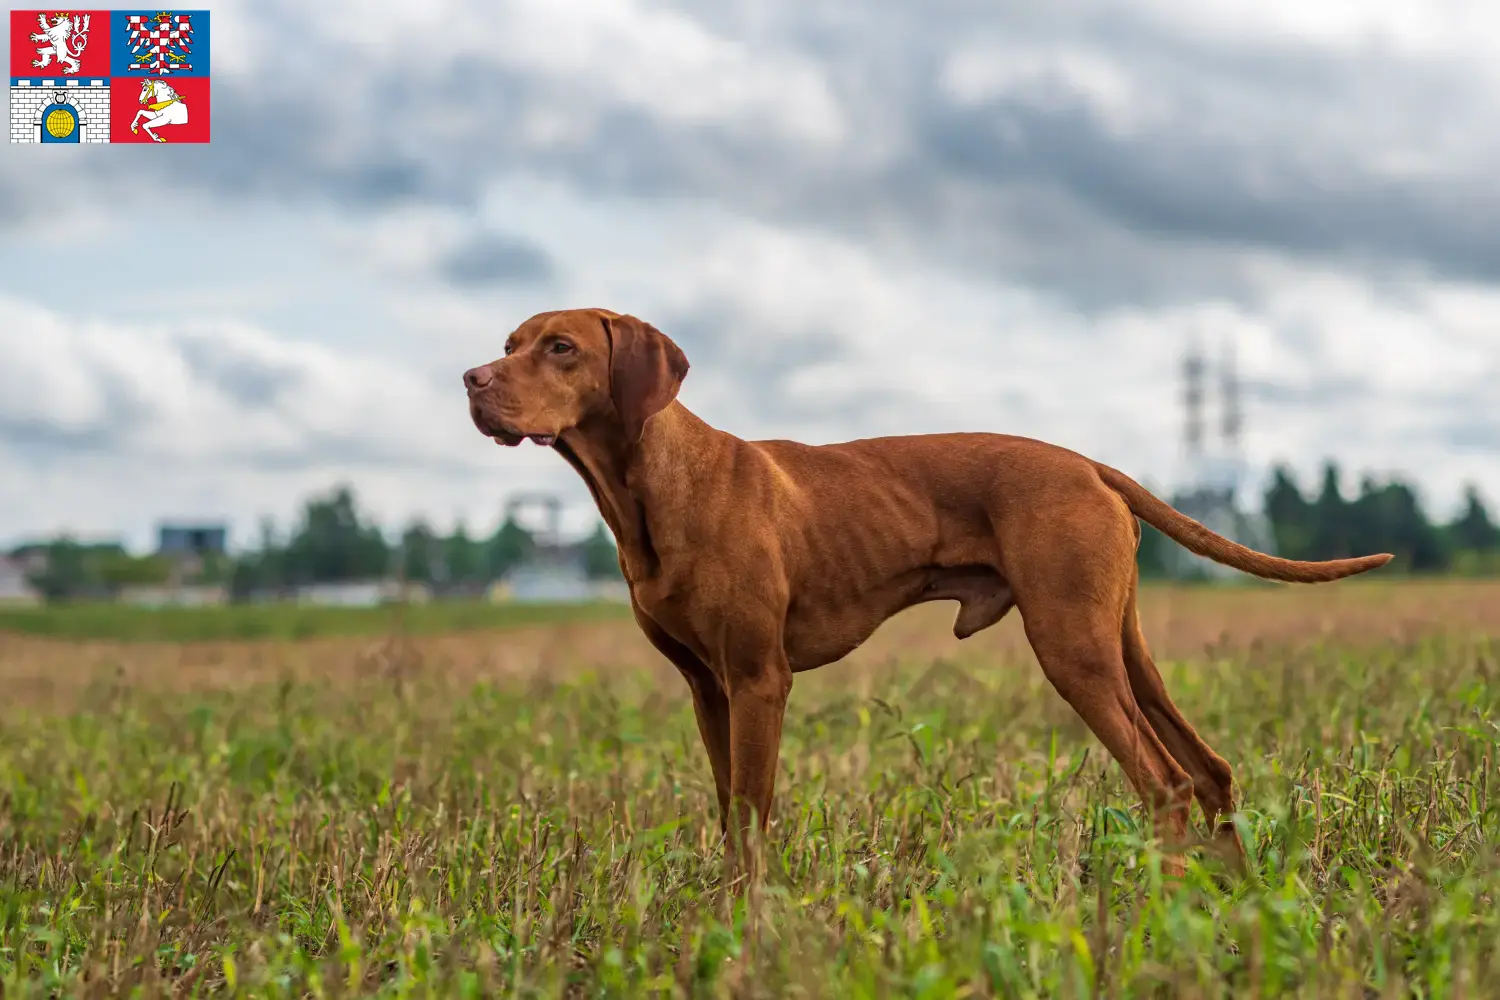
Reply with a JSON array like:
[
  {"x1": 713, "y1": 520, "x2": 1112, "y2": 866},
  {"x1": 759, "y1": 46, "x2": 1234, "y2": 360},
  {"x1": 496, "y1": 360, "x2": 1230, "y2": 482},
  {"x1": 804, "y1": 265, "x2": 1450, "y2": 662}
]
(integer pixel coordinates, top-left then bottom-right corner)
[{"x1": 124, "y1": 10, "x2": 193, "y2": 73}]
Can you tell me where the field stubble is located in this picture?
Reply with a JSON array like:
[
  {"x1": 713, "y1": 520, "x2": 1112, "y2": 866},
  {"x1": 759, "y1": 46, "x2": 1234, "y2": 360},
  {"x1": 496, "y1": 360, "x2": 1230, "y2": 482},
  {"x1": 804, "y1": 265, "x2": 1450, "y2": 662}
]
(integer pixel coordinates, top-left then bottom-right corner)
[{"x1": 1, "y1": 580, "x2": 1499, "y2": 996}]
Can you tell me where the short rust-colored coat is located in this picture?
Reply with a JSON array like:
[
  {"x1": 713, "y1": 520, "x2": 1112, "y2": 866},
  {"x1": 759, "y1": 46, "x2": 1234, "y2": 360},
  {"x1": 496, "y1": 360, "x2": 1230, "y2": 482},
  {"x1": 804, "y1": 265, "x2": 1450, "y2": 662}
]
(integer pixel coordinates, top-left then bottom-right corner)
[{"x1": 465, "y1": 308, "x2": 1391, "y2": 878}]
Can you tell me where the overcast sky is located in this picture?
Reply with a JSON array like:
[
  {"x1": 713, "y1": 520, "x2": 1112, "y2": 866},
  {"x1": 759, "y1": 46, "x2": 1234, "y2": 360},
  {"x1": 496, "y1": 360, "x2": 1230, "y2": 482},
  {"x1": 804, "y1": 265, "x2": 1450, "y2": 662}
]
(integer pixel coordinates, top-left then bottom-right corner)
[{"x1": 4, "y1": 0, "x2": 1498, "y2": 550}]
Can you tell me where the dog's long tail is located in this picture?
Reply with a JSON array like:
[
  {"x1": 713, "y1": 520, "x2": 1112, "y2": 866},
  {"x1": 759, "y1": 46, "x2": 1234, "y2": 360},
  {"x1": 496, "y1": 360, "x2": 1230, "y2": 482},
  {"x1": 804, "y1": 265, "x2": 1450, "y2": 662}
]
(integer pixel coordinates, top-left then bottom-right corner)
[{"x1": 1093, "y1": 462, "x2": 1393, "y2": 583}]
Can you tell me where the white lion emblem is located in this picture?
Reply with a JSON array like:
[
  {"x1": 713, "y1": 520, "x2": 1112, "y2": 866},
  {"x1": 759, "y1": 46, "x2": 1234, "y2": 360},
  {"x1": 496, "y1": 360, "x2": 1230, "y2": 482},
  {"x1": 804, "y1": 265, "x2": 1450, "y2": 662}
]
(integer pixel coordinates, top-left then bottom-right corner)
[{"x1": 30, "y1": 12, "x2": 91, "y2": 75}]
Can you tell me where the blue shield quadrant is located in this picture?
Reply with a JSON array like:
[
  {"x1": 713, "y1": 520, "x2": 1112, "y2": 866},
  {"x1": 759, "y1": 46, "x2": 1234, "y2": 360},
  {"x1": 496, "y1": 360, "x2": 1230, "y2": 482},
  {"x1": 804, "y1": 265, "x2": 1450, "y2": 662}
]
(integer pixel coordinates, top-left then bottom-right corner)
[
  {"x1": 38, "y1": 99, "x2": 79, "y2": 141},
  {"x1": 109, "y1": 10, "x2": 210, "y2": 78}
]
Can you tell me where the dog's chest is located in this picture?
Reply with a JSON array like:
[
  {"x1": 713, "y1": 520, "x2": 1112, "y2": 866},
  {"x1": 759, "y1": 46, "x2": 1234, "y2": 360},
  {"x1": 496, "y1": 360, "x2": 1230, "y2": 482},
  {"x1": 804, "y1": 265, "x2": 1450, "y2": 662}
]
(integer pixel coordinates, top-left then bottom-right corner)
[{"x1": 628, "y1": 576, "x2": 714, "y2": 662}]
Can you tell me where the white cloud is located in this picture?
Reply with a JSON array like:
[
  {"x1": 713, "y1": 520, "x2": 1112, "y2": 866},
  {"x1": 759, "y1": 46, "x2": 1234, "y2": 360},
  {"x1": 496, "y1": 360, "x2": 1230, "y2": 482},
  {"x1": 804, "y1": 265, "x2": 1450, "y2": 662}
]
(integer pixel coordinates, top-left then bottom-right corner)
[
  {"x1": 1130, "y1": 0, "x2": 1500, "y2": 59},
  {"x1": 0, "y1": 296, "x2": 577, "y2": 549},
  {"x1": 941, "y1": 45, "x2": 1159, "y2": 136},
  {"x1": 296, "y1": 0, "x2": 846, "y2": 146}
]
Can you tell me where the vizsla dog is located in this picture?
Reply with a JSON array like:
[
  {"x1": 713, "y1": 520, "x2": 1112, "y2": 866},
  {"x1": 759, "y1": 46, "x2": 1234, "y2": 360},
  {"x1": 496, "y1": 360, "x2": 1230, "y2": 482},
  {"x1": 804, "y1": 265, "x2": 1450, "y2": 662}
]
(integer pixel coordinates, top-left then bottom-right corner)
[{"x1": 464, "y1": 308, "x2": 1392, "y2": 878}]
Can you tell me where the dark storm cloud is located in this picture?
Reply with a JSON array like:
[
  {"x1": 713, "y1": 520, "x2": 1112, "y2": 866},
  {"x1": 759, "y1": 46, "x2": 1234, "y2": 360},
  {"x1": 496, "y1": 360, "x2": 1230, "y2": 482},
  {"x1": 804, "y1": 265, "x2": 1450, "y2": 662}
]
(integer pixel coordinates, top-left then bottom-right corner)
[
  {"x1": 175, "y1": 338, "x2": 304, "y2": 409},
  {"x1": 0, "y1": 381, "x2": 152, "y2": 457},
  {"x1": 918, "y1": 90, "x2": 1500, "y2": 282},
  {"x1": 438, "y1": 233, "x2": 555, "y2": 287},
  {"x1": 0, "y1": 416, "x2": 115, "y2": 454},
  {"x1": 170, "y1": 85, "x2": 457, "y2": 210},
  {"x1": 11, "y1": 1, "x2": 1500, "y2": 308}
]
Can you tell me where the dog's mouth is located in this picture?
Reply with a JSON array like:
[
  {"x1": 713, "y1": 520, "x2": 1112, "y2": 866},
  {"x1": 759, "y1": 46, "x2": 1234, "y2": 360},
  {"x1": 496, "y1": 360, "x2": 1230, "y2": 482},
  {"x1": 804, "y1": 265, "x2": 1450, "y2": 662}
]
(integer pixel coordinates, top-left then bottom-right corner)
[
  {"x1": 472, "y1": 408, "x2": 556, "y2": 449},
  {"x1": 485, "y1": 426, "x2": 554, "y2": 448}
]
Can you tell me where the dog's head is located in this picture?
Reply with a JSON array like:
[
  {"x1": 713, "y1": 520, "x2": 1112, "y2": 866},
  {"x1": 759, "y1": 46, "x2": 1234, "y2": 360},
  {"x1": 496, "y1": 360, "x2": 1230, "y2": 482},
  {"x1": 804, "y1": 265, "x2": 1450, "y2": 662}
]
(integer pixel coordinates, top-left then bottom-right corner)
[{"x1": 464, "y1": 309, "x2": 689, "y2": 449}]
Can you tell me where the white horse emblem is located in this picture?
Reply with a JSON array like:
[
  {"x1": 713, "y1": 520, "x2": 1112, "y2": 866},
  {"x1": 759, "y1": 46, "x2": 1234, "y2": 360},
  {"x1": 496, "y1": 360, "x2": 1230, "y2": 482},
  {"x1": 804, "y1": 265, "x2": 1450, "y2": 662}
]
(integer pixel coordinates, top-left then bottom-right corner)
[
  {"x1": 131, "y1": 78, "x2": 189, "y2": 142},
  {"x1": 30, "y1": 12, "x2": 91, "y2": 75}
]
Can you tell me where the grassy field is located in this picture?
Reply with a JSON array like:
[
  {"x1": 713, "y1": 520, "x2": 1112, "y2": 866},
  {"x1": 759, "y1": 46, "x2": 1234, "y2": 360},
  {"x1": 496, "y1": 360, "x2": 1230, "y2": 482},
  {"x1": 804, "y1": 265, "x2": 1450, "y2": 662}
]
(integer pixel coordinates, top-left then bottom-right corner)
[
  {"x1": 0, "y1": 599, "x2": 633, "y2": 643},
  {"x1": 1, "y1": 581, "x2": 1499, "y2": 997}
]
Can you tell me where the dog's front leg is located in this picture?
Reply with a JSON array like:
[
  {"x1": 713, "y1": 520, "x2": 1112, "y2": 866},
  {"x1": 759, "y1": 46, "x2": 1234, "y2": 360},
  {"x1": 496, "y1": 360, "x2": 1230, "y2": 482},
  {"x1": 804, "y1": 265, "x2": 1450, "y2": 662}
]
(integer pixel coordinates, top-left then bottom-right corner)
[
  {"x1": 630, "y1": 603, "x2": 733, "y2": 831},
  {"x1": 682, "y1": 673, "x2": 732, "y2": 833},
  {"x1": 720, "y1": 641, "x2": 793, "y2": 887}
]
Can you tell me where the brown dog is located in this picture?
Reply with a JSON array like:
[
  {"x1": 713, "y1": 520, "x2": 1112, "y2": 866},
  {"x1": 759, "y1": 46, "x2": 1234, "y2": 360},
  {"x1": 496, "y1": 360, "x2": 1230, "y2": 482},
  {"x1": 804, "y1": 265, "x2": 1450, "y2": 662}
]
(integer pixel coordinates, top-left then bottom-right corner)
[{"x1": 464, "y1": 308, "x2": 1392, "y2": 877}]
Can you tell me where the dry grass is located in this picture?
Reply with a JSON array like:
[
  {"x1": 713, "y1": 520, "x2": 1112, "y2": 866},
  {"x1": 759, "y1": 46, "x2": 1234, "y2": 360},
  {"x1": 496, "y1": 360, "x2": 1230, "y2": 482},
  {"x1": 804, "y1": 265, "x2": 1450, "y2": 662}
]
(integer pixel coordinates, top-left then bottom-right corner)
[
  {"x1": 5, "y1": 580, "x2": 1496, "y2": 707},
  {"x1": 1, "y1": 579, "x2": 1498, "y2": 996}
]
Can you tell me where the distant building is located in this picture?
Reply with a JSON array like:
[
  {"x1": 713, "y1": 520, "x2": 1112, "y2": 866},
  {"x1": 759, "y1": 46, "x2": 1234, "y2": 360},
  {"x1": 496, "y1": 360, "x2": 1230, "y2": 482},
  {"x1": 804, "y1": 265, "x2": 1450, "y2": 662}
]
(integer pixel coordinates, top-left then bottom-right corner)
[
  {"x1": 0, "y1": 556, "x2": 41, "y2": 606},
  {"x1": 155, "y1": 522, "x2": 229, "y2": 587},
  {"x1": 157, "y1": 523, "x2": 228, "y2": 557}
]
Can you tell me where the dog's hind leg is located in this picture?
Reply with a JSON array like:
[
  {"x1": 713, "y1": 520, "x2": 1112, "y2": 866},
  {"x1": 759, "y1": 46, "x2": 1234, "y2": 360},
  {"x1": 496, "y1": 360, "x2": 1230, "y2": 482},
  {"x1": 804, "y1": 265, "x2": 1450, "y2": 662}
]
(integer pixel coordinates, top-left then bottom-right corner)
[
  {"x1": 1023, "y1": 613, "x2": 1196, "y2": 877},
  {"x1": 1119, "y1": 580, "x2": 1247, "y2": 871},
  {"x1": 1002, "y1": 492, "x2": 1196, "y2": 877}
]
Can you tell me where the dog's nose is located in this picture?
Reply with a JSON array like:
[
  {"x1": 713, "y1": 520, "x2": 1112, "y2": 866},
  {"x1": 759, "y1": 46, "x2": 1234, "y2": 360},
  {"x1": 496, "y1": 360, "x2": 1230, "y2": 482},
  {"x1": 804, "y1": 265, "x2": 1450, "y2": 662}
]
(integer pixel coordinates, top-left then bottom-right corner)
[{"x1": 464, "y1": 365, "x2": 494, "y2": 391}]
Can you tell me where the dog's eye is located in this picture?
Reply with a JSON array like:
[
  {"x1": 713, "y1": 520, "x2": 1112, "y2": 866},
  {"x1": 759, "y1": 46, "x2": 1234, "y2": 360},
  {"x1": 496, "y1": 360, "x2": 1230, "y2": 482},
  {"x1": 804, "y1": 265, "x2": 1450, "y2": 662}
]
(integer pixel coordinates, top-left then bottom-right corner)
[
  {"x1": 503, "y1": 342, "x2": 515, "y2": 356},
  {"x1": 550, "y1": 340, "x2": 574, "y2": 355}
]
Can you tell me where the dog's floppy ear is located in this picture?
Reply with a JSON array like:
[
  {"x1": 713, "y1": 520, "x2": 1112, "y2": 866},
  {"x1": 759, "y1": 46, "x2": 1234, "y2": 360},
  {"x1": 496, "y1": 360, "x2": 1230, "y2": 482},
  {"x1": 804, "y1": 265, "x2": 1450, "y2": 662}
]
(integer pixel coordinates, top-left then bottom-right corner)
[{"x1": 603, "y1": 313, "x2": 690, "y2": 443}]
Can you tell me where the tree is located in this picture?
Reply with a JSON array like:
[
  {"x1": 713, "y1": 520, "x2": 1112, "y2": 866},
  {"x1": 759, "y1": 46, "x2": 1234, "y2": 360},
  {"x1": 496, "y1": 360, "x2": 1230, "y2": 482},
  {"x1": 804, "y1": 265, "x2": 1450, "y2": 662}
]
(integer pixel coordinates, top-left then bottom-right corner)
[
  {"x1": 1125, "y1": 480, "x2": 1172, "y2": 579},
  {"x1": 230, "y1": 516, "x2": 283, "y2": 599},
  {"x1": 399, "y1": 520, "x2": 438, "y2": 584},
  {"x1": 1449, "y1": 485, "x2": 1500, "y2": 553},
  {"x1": 1351, "y1": 478, "x2": 1449, "y2": 573},
  {"x1": 1263, "y1": 464, "x2": 1313, "y2": 560},
  {"x1": 1135, "y1": 522, "x2": 1172, "y2": 579},
  {"x1": 25, "y1": 539, "x2": 132, "y2": 601},
  {"x1": 443, "y1": 520, "x2": 484, "y2": 585},
  {"x1": 581, "y1": 523, "x2": 624, "y2": 579},
  {"x1": 486, "y1": 516, "x2": 534, "y2": 580},
  {"x1": 97, "y1": 551, "x2": 172, "y2": 588},
  {"x1": 235, "y1": 515, "x2": 291, "y2": 598},
  {"x1": 1308, "y1": 461, "x2": 1353, "y2": 561},
  {"x1": 28, "y1": 538, "x2": 94, "y2": 601},
  {"x1": 281, "y1": 485, "x2": 390, "y2": 584}
]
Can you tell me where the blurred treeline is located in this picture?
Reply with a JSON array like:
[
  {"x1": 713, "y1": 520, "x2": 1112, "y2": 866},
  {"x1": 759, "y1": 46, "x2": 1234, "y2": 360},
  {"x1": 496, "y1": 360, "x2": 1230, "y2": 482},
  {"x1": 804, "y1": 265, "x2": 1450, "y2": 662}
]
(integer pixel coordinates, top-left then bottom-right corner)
[
  {"x1": 13, "y1": 459, "x2": 1500, "y2": 601},
  {"x1": 1138, "y1": 461, "x2": 1500, "y2": 578},
  {"x1": 16, "y1": 486, "x2": 623, "y2": 602}
]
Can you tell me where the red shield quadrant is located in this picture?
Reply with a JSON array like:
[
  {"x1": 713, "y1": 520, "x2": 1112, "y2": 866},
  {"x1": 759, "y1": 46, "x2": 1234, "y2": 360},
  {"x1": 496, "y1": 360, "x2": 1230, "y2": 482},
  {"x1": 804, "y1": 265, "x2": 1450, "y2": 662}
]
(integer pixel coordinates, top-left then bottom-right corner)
[
  {"x1": 10, "y1": 10, "x2": 113, "y2": 78},
  {"x1": 110, "y1": 76, "x2": 210, "y2": 143}
]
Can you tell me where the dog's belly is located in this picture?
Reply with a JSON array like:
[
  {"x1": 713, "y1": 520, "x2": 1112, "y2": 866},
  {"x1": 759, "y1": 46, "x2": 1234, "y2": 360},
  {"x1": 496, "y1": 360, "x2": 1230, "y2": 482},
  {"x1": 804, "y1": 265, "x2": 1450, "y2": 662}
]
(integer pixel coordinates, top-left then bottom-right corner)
[
  {"x1": 782, "y1": 564, "x2": 1014, "y2": 672},
  {"x1": 783, "y1": 602, "x2": 892, "y2": 672}
]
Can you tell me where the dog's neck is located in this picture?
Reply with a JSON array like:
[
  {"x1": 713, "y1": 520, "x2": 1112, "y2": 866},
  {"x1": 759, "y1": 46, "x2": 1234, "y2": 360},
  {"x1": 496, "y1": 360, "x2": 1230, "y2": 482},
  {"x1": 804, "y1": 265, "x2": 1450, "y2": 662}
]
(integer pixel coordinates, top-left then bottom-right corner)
[{"x1": 555, "y1": 402, "x2": 728, "y2": 581}]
